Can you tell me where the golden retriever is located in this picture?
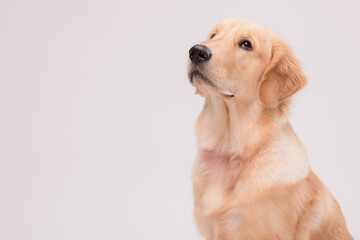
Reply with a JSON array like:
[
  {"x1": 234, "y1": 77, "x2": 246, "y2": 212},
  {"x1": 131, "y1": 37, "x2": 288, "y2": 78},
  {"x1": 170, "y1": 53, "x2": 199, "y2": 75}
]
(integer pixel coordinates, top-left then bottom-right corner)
[{"x1": 187, "y1": 18, "x2": 353, "y2": 240}]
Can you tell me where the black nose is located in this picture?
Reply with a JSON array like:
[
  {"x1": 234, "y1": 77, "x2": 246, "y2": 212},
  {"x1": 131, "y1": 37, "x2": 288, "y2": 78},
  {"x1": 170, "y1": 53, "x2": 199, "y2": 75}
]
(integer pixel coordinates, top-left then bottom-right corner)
[{"x1": 189, "y1": 44, "x2": 212, "y2": 64}]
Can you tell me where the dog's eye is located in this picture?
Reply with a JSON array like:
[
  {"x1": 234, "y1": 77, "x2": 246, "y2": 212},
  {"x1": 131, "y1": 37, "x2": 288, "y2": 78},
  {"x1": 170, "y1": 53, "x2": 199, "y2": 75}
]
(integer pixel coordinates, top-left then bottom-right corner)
[
  {"x1": 239, "y1": 40, "x2": 253, "y2": 51},
  {"x1": 210, "y1": 33, "x2": 216, "y2": 39}
]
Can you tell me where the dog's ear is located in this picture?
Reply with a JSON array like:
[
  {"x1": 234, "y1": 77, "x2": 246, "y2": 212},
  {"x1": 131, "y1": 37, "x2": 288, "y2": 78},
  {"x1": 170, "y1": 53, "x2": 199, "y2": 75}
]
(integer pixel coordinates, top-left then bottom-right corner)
[{"x1": 258, "y1": 39, "x2": 307, "y2": 108}]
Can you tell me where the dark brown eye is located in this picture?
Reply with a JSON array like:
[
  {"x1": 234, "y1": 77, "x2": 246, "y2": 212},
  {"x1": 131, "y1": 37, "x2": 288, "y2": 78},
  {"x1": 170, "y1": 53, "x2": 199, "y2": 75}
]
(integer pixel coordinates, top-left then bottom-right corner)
[
  {"x1": 239, "y1": 40, "x2": 253, "y2": 51},
  {"x1": 210, "y1": 33, "x2": 216, "y2": 39}
]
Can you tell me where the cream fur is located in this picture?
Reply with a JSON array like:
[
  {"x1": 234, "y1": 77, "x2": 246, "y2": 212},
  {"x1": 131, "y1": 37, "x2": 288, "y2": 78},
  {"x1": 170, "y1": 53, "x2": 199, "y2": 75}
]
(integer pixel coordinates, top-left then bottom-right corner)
[{"x1": 189, "y1": 18, "x2": 353, "y2": 240}]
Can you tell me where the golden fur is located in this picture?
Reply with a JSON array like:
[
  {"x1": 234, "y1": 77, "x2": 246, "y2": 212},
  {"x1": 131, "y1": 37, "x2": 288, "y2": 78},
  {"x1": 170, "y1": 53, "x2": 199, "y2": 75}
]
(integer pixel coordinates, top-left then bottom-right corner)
[{"x1": 188, "y1": 18, "x2": 352, "y2": 240}]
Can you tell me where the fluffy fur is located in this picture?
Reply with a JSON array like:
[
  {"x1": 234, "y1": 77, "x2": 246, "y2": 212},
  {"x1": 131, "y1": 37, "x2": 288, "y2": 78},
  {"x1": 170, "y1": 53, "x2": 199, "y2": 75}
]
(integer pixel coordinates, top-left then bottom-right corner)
[{"x1": 188, "y1": 18, "x2": 352, "y2": 240}]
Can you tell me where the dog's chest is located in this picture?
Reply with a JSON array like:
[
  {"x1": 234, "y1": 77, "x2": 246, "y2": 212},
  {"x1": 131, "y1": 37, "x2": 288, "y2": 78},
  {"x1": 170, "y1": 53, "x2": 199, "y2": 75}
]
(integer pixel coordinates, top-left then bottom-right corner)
[{"x1": 194, "y1": 150, "x2": 242, "y2": 214}]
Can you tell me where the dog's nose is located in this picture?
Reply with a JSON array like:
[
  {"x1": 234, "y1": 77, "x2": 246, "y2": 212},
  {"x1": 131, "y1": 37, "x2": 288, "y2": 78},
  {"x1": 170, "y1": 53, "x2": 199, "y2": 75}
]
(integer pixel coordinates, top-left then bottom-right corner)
[{"x1": 189, "y1": 45, "x2": 212, "y2": 64}]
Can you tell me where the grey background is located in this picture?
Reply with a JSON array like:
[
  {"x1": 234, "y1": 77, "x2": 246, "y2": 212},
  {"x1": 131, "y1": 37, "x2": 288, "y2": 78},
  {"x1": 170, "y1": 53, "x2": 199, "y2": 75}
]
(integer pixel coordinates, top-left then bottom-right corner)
[{"x1": 0, "y1": 0, "x2": 359, "y2": 239}]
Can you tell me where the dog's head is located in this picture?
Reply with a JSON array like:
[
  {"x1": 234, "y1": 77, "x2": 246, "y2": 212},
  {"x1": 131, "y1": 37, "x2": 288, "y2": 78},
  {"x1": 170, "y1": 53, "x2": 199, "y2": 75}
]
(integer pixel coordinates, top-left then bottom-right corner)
[{"x1": 187, "y1": 18, "x2": 307, "y2": 108}]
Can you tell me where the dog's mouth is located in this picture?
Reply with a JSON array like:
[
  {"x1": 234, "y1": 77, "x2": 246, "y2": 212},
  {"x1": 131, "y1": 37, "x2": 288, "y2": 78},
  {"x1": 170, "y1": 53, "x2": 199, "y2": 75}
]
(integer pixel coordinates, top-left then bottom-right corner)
[{"x1": 189, "y1": 70, "x2": 235, "y2": 98}]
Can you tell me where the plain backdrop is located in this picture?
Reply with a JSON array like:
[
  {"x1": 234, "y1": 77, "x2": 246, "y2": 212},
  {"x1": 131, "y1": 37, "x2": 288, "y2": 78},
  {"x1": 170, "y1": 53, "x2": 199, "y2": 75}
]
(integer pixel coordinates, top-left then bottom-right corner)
[{"x1": 0, "y1": 0, "x2": 359, "y2": 239}]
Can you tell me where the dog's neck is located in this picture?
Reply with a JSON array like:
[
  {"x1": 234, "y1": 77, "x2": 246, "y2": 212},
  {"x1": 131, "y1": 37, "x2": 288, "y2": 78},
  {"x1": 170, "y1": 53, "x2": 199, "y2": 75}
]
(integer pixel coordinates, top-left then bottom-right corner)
[{"x1": 196, "y1": 96, "x2": 287, "y2": 159}]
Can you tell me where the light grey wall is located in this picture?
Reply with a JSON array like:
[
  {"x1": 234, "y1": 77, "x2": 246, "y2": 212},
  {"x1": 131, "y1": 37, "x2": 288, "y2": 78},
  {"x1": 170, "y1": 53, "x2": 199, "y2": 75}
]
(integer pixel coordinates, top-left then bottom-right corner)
[{"x1": 0, "y1": 0, "x2": 359, "y2": 239}]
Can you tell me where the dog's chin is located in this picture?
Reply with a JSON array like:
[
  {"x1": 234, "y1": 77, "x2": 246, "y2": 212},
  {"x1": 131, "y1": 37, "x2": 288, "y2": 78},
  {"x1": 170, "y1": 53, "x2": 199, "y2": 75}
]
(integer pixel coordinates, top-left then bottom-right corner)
[
  {"x1": 189, "y1": 70, "x2": 235, "y2": 98},
  {"x1": 190, "y1": 71, "x2": 215, "y2": 88}
]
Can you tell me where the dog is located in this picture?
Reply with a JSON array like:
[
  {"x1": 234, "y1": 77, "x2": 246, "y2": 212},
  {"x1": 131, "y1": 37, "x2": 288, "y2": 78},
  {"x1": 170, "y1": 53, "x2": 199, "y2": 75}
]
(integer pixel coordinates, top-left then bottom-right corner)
[{"x1": 187, "y1": 18, "x2": 353, "y2": 240}]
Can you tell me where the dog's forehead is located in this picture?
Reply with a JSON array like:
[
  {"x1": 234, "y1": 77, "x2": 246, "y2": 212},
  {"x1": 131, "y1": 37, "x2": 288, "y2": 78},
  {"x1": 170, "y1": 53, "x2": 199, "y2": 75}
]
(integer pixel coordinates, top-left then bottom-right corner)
[{"x1": 213, "y1": 18, "x2": 268, "y2": 38}]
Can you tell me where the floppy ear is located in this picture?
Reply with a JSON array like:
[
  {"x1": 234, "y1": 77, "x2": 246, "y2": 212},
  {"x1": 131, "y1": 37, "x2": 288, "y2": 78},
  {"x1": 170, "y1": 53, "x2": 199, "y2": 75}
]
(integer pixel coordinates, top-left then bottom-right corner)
[{"x1": 258, "y1": 39, "x2": 307, "y2": 108}]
